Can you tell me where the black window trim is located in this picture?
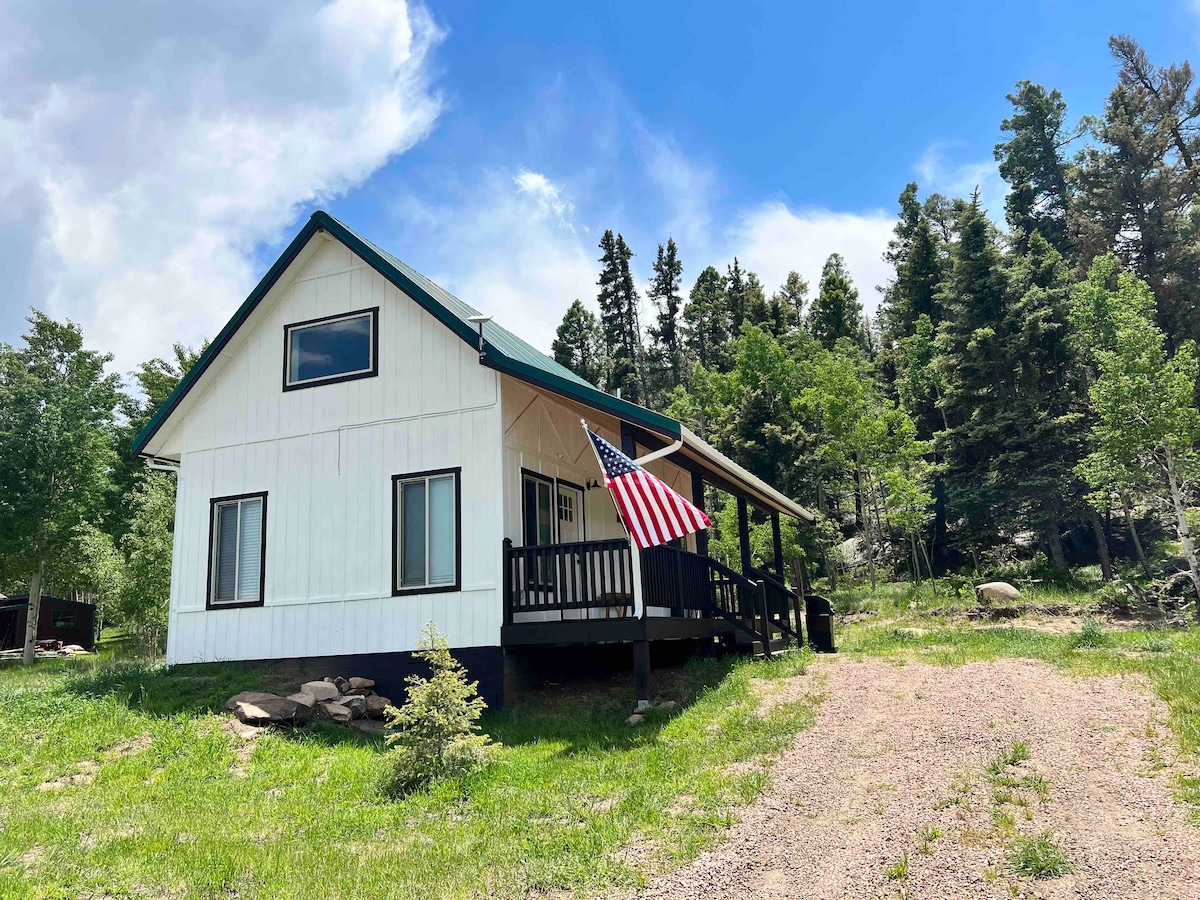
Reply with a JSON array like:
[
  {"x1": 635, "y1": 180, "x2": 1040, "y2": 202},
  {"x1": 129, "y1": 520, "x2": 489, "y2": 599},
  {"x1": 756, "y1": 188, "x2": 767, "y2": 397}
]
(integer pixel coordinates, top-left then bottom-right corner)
[
  {"x1": 282, "y1": 306, "x2": 379, "y2": 392},
  {"x1": 391, "y1": 467, "x2": 462, "y2": 597},
  {"x1": 520, "y1": 468, "x2": 557, "y2": 546},
  {"x1": 520, "y1": 469, "x2": 589, "y2": 546},
  {"x1": 206, "y1": 491, "x2": 268, "y2": 610}
]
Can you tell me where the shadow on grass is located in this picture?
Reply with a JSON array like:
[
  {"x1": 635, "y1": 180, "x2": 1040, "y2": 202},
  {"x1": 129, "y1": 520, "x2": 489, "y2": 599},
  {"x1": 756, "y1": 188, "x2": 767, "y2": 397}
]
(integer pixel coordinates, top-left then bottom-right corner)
[
  {"x1": 485, "y1": 653, "x2": 742, "y2": 754},
  {"x1": 62, "y1": 659, "x2": 297, "y2": 717},
  {"x1": 54, "y1": 647, "x2": 758, "y2": 756}
]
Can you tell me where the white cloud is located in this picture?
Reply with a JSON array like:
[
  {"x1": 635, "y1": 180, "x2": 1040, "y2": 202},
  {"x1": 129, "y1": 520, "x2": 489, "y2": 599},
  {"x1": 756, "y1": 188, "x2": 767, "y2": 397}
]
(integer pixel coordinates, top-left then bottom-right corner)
[
  {"x1": 915, "y1": 141, "x2": 1007, "y2": 222},
  {"x1": 0, "y1": 0, "x2": 443, "y2": 374},
  {"x1": 514, "y1": 170, "x2": 574, "y2": 225},
  {"x1": 730, "y1": 203, "x2": 896, "y2": 315},
  {"x1": 397, "y1": 169, "x2": 596, "y2": 354}
]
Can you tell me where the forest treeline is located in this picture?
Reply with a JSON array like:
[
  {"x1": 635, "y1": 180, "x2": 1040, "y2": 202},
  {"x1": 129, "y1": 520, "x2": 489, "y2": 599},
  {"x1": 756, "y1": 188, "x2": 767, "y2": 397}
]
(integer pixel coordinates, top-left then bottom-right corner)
[
  {"x1": 549, "y1": 35, "x2": 1200, "y2": 607},
  {"x1": 3, "y1": 35, "x2": 1200, "y2": 656}
]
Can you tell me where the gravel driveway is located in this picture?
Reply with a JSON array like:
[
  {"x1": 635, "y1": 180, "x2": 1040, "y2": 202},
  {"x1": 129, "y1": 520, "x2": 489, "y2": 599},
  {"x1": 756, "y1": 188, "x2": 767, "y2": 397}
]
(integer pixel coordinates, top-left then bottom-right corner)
[{"x1": 637, "y1": 657, "x2": 1200, "y2": 899}]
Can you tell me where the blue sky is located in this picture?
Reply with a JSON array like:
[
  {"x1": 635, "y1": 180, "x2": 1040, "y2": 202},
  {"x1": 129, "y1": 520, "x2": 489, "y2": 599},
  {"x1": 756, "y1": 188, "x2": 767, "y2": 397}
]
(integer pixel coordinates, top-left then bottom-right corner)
[{"x1": 2, "y1": 0, "x2": 1197, "y2": 375}]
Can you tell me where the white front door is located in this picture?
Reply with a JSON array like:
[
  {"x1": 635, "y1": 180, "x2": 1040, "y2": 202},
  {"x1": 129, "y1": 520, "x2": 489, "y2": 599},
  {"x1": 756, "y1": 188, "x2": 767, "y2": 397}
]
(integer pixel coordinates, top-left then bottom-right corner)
[{"x1": 556, "y1": 483, "x2": 583, "y2": 543}]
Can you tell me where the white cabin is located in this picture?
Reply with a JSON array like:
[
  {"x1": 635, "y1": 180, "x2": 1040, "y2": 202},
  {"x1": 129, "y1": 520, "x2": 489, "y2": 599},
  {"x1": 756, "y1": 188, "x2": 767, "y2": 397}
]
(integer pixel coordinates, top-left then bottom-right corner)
[{"x1": 134, "y1": 212, "x2": 814, "y2": 706}]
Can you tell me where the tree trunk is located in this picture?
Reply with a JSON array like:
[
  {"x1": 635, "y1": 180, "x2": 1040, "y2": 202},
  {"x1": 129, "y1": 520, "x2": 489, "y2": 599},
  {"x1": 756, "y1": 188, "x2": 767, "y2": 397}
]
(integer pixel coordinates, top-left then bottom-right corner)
[
  {"x1": 857, "y1": 462, "x2": 877, "y2": 592},
  {"x1": 919, "y1": 539, "x2": 939, "y2": 598},
  {"x1": 1121, "y1": 495, "x2": 1151, "y2": 578},
  {"x1": 1163, "y1": 441, "x2": 1200, "y2": 617},
  {"x1": 1088, "y1": 507, "x2": 1114, "y2": 581},
  {"x1": 1043, "y1": 517, "x2": 1068, "y2": 572},
  {"x1": 21, "y1": 561, "x2": 44, "y2": 666}
]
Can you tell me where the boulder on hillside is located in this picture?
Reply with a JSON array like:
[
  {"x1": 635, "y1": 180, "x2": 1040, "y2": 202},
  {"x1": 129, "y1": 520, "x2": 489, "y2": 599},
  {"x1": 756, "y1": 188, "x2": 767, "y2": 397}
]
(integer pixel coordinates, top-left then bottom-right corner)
[
  {"x1": 365, "y1": 695, "x2": 392, "y2": 719},
  {"x1": 300, "y1": 681, "x2": 342, "y2": 702},
  {"x1": 333, "y1": 676, "x2": 351, "y2": 694},
  {"x1": 348, "y1": 676, "x2": 375, "y2": 691},
  {"x1": 975, "y1": 581, "x2": 1022, "y2": 604},
  {"x1": 224, "y1": 691, "x2": 282, "y2": 712},
  {"x1": 234, "y1": 695, "x2": 300, "y2": 726}
]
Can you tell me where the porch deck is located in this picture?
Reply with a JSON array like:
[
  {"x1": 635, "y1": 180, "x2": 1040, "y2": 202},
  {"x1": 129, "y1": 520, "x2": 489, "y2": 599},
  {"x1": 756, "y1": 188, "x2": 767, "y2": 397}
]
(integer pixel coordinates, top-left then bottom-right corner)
[{"x1": 500, "y1": 538, "x2": 805, "y2": 655}]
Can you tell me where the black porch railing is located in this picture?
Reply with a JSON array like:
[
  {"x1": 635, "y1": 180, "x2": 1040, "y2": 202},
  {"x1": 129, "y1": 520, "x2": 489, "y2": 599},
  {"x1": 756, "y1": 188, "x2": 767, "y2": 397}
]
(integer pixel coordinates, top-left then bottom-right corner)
[{"x1": 502, "y1": 537, "x2": 634, "y2": 624}]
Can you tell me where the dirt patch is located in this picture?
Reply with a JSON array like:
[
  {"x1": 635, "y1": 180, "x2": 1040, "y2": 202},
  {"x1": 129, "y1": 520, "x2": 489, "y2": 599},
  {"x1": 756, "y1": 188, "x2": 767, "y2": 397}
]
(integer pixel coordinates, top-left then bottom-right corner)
[
  {"x1": 636, "y1": 657, "x2": 1200, "y2": 899},
  {"x1": 37, "y1": 760, "x2": 98, "y2": 792},
  {"x1": 103, "y1": 733, "x2": 153, "y2": 759},
  {"x1": 221, "y1": 718, "x2": 262, "y2": 778}
]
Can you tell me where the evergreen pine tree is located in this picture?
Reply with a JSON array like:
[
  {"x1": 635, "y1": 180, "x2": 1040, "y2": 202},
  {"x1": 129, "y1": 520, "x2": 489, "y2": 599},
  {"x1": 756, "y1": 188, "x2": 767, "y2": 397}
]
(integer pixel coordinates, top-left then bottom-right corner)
[
  {"x1": 551, "y1": 299, "x2": 604, "y2": 386},
  {"x1": 994, "y1": 81, "x2": 1078, "y2": 256},
  {"x1": 682, "y1": 265, "x2": 731, "y2": 373},
  {"x1": 807, "y1": 254, "x2": 865, "y2": 350},
  {"x1": 596, "y1": 231, "x2": 644, "y2": 402},
  {"x1": 1073, "y1": 36, "x2": 1200, "y2": 352},
  {"x1": 937, "y1": 199, "x2": 1079, "y2": 567},
  {"x1": 647, "y1": 238, "x2": 685, "y2": 396},
  {"x1": 725, "y1": 258, "x2": 750, "y2": 332}
]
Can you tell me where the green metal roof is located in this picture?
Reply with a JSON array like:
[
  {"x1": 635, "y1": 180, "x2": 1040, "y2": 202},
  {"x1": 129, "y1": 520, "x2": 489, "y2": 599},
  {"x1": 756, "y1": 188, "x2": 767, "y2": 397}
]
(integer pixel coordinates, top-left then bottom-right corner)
[{"x1": 131, "y1": 210, "x2": 680, "y2": 459}]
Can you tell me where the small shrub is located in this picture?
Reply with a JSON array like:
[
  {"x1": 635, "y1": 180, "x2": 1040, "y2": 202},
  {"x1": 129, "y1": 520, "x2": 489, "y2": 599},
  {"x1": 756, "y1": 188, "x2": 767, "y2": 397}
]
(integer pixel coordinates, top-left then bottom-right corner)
[
  {"x1": 1006, "y1": 832, "x2": 1073, "y2": 878},
  {"x1": 1072, "y1": 617, "x2": 1107, "y2": 648},
  {"x1": 1138, "y1": 635, "x2": 1174, "y2": 653},
  {"x1": 383, "y1": 623, "x2": 496, "y2": 796}
]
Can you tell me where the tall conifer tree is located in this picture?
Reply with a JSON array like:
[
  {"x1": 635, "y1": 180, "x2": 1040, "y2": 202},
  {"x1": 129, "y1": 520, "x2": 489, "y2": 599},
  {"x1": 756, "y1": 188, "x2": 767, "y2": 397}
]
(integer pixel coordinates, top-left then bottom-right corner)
[
  {"x1": 807, "y1": 254, "x2": 865, "y2": 350},
  {"x1": 647, "y1": 238, "x2": 685, "y2": 396},
  {"x1": 596, "y1": 231, "x2": 644, "y2": 402},
  {"x1": 682, "y1": 265, "x2": 731, "y2": 373},
  {"x1": 994, "y1": 81, "x2": 1078, "y2": 256},
  {"x1": 551, "y1": 299, "x2": 604, "y2": 386}
]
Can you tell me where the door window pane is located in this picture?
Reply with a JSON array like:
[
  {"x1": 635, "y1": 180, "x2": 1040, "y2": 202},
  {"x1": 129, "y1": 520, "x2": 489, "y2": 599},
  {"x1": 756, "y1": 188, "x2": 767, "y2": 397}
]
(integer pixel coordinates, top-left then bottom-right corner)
[
  {"x1": 286, "y1": 310, "x2": 375, "y2": 386},
  {"x1": 400, "y1": 481, "x2": 427, "y2": 587},
  {"x1": 537, "y1": 481, "x2": 553, "y2": 545},
  {"x1": 427, "y1": 476, "x2": 456, "y2": 585}
]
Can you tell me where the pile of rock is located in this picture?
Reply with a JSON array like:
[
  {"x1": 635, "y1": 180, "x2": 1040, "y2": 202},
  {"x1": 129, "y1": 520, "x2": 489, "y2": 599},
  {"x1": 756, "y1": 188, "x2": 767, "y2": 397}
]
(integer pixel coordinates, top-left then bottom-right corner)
[{"x1": 225, "y1": 675, "x2": 393, "y2": 734}]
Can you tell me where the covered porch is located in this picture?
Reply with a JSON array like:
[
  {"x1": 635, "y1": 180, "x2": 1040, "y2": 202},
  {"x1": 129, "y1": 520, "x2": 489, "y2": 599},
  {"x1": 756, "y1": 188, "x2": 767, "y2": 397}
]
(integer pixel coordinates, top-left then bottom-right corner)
[{"x1": 500, "y1": 418, "x2": 829, "y2": 704}]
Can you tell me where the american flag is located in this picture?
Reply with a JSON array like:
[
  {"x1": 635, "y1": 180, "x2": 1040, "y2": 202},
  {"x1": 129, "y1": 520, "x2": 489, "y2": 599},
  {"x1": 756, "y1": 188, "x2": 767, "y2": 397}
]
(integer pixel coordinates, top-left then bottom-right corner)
[{"x1": 587, "y1": 429, "x2": 712, "y2": 550}]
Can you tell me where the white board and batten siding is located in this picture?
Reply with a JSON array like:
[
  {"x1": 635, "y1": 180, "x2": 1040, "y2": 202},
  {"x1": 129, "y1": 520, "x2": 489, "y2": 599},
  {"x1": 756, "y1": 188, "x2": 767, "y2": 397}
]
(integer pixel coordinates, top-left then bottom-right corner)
[{"x1": 161, "y1": 236, "x2": 505, "y2": 665}]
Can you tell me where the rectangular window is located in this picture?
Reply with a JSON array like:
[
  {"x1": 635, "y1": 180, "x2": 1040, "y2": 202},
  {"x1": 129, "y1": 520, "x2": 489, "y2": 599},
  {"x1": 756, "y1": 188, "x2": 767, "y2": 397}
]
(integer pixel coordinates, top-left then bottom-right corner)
[
  {"x1": 393, "y1": 469, "x2": 460, "y2": 595},
  {"x1": 208, "y1": 493, "x2": 267, "y2": 608},
  {"x1": 283, "y1": 307, "x2": 378, "y2": 390}
]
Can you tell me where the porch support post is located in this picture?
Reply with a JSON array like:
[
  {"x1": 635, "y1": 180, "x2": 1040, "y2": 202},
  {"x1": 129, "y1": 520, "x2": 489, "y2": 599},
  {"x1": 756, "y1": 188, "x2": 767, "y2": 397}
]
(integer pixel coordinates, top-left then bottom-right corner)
[
  {"x1": 692, "y1": 472, "x2": 709, "y2": 557},
  {"x1": 633, "y1": 639, "x2": 651, "y2": 708},
  {"x1": 737, "y1": 496, "x2": 752, "y2": 576},
  {"x1": 771, "y1": 513, "x2": 784, "y2": 579}
]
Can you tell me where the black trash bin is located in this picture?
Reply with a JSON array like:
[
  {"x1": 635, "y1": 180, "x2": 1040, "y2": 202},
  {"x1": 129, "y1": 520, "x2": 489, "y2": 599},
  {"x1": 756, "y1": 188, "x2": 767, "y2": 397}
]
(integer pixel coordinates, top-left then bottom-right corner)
[{"x1": 805, "y1": 595, "x2": 836, "y2": 653}]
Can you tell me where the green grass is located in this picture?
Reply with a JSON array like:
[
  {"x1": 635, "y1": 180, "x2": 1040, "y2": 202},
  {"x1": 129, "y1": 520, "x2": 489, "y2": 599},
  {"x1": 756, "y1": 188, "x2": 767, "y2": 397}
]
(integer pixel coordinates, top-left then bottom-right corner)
[
  {"x1": 0, "y1": 649, "x2": 819, "y2": 899},
  {"x1": 1006, "y1": 833, "x2": 1074, "y2": 878},
  {"x1": 883, "y1": 851, "x2": 910, "y2": 880}
]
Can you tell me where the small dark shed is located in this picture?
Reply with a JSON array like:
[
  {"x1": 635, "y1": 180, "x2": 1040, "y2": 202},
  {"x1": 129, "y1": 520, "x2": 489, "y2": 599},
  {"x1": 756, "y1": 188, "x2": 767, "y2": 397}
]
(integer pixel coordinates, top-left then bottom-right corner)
[{"x1": 0, "y1": 596, "x2": 97, "y2": 651}]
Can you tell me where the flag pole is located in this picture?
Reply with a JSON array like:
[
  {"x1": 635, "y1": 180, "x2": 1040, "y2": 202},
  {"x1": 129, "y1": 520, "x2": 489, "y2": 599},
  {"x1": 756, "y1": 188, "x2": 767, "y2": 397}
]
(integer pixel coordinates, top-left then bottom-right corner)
[{"x1": 581, "y1": 419, "x2": 644, "y2": 621}]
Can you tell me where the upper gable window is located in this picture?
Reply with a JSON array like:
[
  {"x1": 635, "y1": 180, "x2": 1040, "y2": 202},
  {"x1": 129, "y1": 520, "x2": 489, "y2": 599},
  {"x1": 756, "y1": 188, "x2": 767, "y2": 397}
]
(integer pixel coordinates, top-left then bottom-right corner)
[{"x1": 283, "y1": 307, "x2": 378, "y2": 390}]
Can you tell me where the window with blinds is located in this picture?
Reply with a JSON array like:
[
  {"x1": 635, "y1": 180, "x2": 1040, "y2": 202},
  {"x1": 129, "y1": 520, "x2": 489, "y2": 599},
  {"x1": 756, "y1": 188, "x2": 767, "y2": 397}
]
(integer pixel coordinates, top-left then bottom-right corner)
[
  {"x1": 209, "y1": 493, "x2": 266, "y2": 606},
  {"x1": 393, "y1": 469, "x2": 460, "y2": 594}
]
